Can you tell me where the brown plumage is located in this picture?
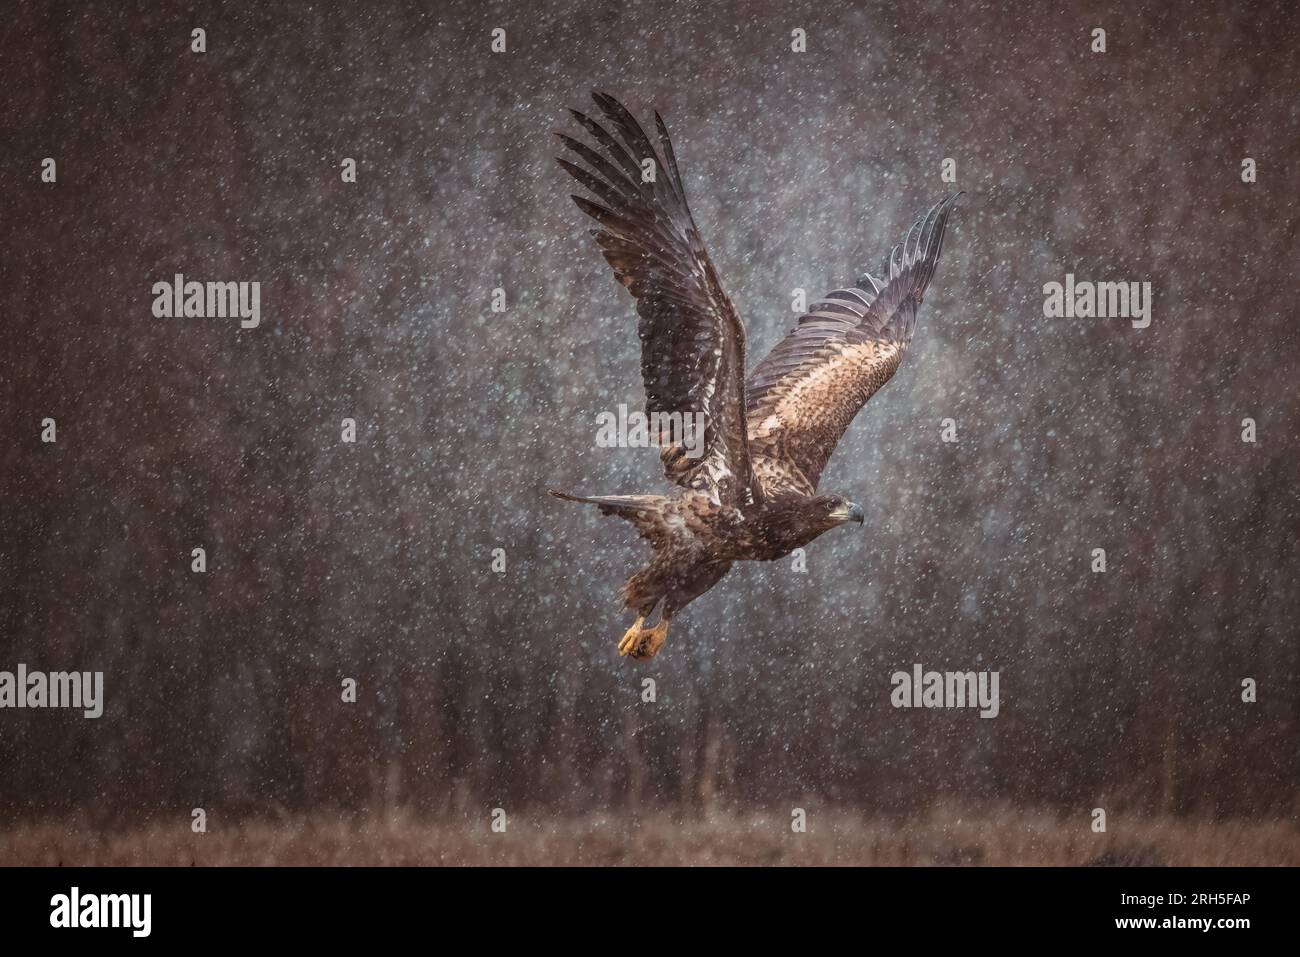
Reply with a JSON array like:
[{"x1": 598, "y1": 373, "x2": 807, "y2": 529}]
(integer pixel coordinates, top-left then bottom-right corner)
[{"x1": 551, "y1": 93, "x2": 960, "y2": 660}]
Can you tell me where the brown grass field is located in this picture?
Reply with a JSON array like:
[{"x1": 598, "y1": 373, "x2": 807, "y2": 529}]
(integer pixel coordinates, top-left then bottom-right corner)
[{"x1": 2, "y1": 809, "x2": 1296, "y2": 866}]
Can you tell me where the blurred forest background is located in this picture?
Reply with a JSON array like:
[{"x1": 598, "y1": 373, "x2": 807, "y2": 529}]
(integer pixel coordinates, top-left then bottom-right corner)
[{"x1": 1, "y1": 0, "x2": 1297, "y2": 849}]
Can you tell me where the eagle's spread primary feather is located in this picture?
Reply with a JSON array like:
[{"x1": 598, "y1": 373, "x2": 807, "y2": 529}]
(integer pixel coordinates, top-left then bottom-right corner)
[{"x1": 551, "y1": 93, "x2": 960, "y2": 660}]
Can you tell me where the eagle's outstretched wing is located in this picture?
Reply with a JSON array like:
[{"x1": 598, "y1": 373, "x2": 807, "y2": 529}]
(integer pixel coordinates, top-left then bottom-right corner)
[
  {"x1": 557, "y1": 92, "x2": 761, "y2": 508},
  {"x1": 746, "y1": 193, "x2": 961, "y2": 493}
]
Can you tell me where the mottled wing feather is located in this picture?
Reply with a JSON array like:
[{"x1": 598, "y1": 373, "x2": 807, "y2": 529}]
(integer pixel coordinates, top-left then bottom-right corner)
[
  {"x1": 558, "y1": 93, "x2": 760, "y2": 507},
  {"x1": 746, "y1": 193, "x2": 960, "y2": 491}
]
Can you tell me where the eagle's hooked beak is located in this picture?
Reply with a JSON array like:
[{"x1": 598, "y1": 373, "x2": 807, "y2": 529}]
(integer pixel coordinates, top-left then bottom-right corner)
[{"x1": 831, "y1": 502, "x2": 865, "y2": 525}]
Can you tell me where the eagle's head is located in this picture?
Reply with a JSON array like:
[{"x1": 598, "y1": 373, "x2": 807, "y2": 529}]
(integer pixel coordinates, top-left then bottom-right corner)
[
  {"x1": 766, "y1": 493, "x2": 865, "y2": 554},
  {"x1": 750, "y1": 492, "x2": 866, "y2": 557},
  {"x1": 817, "y1": 494, "x2": 866, "y2": 528}
]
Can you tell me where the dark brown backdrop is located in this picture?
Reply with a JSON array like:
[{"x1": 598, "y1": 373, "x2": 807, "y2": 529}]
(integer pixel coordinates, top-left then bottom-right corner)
[{"x1": 1, "y1": 0, "x2": 1297, "y2": 825}]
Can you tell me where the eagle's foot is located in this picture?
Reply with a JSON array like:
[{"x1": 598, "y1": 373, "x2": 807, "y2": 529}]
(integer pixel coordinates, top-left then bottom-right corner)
[
  {"x1": 617, "y1": 616, "x2": 669, "y2": 660},
  {"x1": 617, "y1": 616, "x2": 645, "y2": 656}
]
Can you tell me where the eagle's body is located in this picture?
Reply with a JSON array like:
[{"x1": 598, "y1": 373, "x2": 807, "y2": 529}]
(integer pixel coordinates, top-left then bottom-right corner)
[{"x1": 551, "y1": 93, "x2": 959, "y2": 659}]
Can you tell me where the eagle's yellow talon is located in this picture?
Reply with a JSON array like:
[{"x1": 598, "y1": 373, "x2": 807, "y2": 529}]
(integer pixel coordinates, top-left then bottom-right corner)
[
  {"x1": 638, "y1": 619, "x2": 669, "y2": 659},
  {"x1": 617, "y1": 617, "x2": 669, "y2": 660},
  {"x1": 618, "y1": 616, "x2": 646, "y2": 656}
]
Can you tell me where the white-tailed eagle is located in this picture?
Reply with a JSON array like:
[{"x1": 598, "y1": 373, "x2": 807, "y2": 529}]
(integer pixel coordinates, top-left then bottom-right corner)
[{"x1": 551, "y1": 92, "x2": 960, "y2": 660}]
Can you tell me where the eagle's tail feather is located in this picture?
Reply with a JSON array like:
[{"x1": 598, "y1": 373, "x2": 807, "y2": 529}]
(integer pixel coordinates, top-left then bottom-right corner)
[{"x1": 547, "y1": 489, "x2": 661, "y2": 519}]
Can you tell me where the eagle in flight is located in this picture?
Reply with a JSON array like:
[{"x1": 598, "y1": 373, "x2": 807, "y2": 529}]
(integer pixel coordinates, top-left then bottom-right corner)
[{"x1": 551, "y1": 93, "x2": 959, "y2": 661}]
